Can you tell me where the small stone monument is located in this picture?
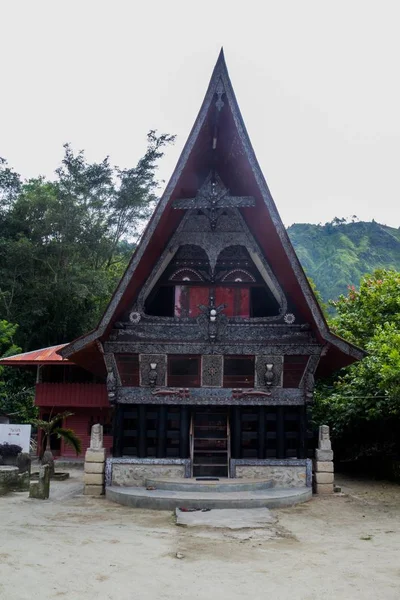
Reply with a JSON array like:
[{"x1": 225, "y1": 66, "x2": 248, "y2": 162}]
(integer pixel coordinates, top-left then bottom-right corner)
[
  {"x1": 16, "y1": 452, "x2": 31, "y2": 475},
  {"x1": 15, "y1": 452, "x2": 31, "y2": 491},
  {"x1": 29, "y1": 464, "x2": 50, "y2": 500},
  {"x1": 84, "y1": 424, "x2": 106, "y2": 496},
  {"x1": 90, "y1": 423, "x2": 103, "y2": 450},
  {"x1": 314, "y1": 425, "x2": 334, "y2": 494}
]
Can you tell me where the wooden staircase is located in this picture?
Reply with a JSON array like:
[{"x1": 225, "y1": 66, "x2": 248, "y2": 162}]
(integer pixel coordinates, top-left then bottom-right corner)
[{"x1": 191, "y1": 408, "x2": 230, "y2": 477}]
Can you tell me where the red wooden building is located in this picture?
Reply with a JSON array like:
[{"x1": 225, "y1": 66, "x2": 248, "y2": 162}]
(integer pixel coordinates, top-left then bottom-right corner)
[{"x1": 0, "y1": 345, "x2": 112, "y2": 457}]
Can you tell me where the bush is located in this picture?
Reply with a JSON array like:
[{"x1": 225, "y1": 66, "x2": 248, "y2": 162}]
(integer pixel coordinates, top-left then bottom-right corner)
[
  {"x1": 312, "y1": 270, "x2": 400, "y2": 464},
  {"x1": 0, "y1": 443, "x2": 22, "y2": 457}
]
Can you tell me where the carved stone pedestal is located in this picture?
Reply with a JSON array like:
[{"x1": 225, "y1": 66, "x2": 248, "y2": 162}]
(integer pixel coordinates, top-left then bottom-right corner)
[
  {"x1": 84, "y1": 424, "x2": 106, "y2": 496},
  {"x1": 314, "y1": 425, "x2": 334, "y2": 495}
]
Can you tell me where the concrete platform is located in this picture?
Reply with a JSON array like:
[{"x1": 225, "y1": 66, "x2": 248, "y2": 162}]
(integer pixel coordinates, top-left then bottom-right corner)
[
  {"x1": 176, "y1": 507, "x2": 277, "y2": 528},
  {"x1": 145, "y1": 477, "x2": 273, "y2": 493},
  {"x1": 106, "y1": 485, "x2": 312, "y2": 510}
]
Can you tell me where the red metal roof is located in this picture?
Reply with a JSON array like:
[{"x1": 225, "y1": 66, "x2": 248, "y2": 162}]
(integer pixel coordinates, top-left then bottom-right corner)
[{"x1": 0, "y1": 344, "x2": 73, "y2": 366}]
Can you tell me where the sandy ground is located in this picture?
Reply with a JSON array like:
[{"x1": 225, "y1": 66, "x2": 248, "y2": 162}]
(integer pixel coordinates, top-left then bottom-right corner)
[{"x1": 1, "y1": 470, "x2": 399, "y2": 600}]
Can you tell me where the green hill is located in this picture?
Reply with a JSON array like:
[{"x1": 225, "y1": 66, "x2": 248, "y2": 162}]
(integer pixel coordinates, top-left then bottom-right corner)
[{"x1": 287, "y1": 220, "x2": 400, "y2": 302}]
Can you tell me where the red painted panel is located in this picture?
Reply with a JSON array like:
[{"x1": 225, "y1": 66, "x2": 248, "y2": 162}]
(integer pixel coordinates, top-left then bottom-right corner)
[
  {"x1": 174, "y1": 286, "x2": 209, "y2": 318},
  {"x1": 215, "y1": 287, "x2": 250, "y2": 317},
  {"x1": 60, "y1": 409, "x2": 113, "y2": 457},
  {"x1": 35, "y1": 383, "x2": 109, "y2": 407},
  {"x1": 37, "y1": 407, "x2": 113, "y2": 458}
]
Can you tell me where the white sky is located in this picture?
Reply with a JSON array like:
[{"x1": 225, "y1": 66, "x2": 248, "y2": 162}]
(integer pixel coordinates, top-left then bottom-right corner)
[{"x1": 1, "y1": 0, "x2": 400, "y2": 227}]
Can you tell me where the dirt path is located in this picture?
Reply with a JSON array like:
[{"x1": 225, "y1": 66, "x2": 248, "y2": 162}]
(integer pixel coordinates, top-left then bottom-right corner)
[{"x1": 0, "y1": 471, "x2": 399, "y2": 600}]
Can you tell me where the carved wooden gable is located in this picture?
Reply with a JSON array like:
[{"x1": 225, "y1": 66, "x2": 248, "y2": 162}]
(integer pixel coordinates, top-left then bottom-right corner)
[{"x1": 59, "y1": 50, "x2": 364, "y2": 384}]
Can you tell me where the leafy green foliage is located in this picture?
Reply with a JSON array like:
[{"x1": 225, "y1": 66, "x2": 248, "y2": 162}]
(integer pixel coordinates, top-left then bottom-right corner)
[
  {"x1": 0, "y1": 443, "x2": 22, "y2": 457},
  {"x1": 52, "y1": 428, "x2": 82, "y2": 455},
  {"x1": 0, "y1": 319, "x2": 36, "y2": 422},
  {"x1": 288, "y1": 220, "x2": 400, "y2": 304},
  {"x1": 0, "y1": 133, "x2": 173, "y2": 421},
  {"x1": 330, "y1": 269, "x2": 400, "y2": 347},
  {"x1": 0, "y1": 131, "x2": 174, "y2": 351},
  {"x1": 0, "y1": 319, "x2": 19, "y2": 357},
  {"x1": 32, "y1": 410, "x2": 82, "y2": 456},
  {"x1": 313, "y1": 270, "x2": 400, "y2": 460}
]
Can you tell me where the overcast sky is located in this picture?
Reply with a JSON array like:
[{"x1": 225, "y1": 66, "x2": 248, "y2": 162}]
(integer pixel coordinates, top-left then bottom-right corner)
[{"x1": 1, "y1": 1, "x2": 400, "y2": 227}]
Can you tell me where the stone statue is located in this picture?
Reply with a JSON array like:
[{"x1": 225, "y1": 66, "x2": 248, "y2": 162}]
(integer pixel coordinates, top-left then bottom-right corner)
[
  {"x1": 106, "y1": 367, "x2": 116, "y2": 399},
  {"x1": 305, "y1": 371, "x2": 315, "y2": 402},
  {"x1": 16, "y1": 452, "x2": 31, "y2": 475},
  {"x1": 90, "y1": 424, "x2": 103, "y2": 451},
  {"x1": 318, "y1": 425, "x2": 332, "y2": 450}
]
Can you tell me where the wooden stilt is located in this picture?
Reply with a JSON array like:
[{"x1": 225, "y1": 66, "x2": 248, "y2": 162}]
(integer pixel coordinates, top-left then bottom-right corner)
[
  {"x1": 157, "y1": 406, "x2": 167, "y2": 458},
  {"x1": 232, "y1": 406, "x2": 241, "y2": 459},
  {"x1": 113, "y1": 405, "x2": 124, "y2": 457},
  {"x1": 277, "y1": 406, "x2": 285, "y2": 459},
  {"x1": 138, "y1": 405, "x2": 146, "y2": 458},
  {"x1": 298, "y1": 405, "x2": 307, "y2": 459},
  {"x1": 258, "y1": 406, "x2": 266, "y2": 459},
  {"x1": 179, "y1": 406, "x2": 190, "y2": 458}
]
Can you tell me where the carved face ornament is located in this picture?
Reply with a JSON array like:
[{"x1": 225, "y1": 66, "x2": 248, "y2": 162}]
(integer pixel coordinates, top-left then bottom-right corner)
[{"x1": 264, "y1": 363, "x2": 274, "y2": 386}]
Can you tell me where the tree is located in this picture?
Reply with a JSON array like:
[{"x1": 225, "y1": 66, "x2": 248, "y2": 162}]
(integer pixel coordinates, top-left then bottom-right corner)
[
  {"x1": 32, "y1": 411, "x2": 82, "y2": 476},
  {"x1": 0, "y1": 319, "x2": 36, "y2": 422},
  {"x1": 0, "y1": 133, "x2": 174, "y2": 422},
  {"x1": 0, "y1": 157, "x2": 21, "y2": 212},
  {"x1": 330, "y1": 269, "x2": 400, "y2": 347},
  {"x1": 0, "y1": 131, "x2": 174, "y2": 350},
  {"x1": 313, "y1": 269, "x2": 400, "y2": 461}
]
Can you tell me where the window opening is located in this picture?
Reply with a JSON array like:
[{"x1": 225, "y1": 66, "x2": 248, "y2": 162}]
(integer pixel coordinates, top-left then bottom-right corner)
[
  {"x1": 283, "y1": 356, "x2": 309, "y2": 388},
  {"x1": 115, "y1": 354, "x2": 139, "y2": 386},
  {"x1": 168, "y1": 356, "x2": 200, "y2": 387},
  {"x1": 223, "y1": 356, "x2": 254, "y2": 388}
]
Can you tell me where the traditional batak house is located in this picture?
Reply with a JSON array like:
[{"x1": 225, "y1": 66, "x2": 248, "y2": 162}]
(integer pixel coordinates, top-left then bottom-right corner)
[{"x1": 1, "y1": 52, "x2": 363, "y2": 499}]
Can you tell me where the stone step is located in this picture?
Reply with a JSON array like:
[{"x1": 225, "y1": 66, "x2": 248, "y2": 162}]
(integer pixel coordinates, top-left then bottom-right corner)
[
  {"x1": 106, "y1": 485, "x2": 312, "y2": 510},
  {"x1": 145, "y1": 477, "x2": 273, "y2": 493}
]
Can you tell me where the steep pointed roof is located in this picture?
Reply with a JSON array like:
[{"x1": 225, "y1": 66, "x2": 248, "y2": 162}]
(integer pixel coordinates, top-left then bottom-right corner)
[{"x1": 59, "y1": 49, "x2": 364, "y2": 372}]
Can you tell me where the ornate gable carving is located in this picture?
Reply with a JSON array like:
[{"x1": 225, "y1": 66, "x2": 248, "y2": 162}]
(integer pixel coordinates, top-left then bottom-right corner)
[
  {"x1": 255, "y1": 355, "x2": 283, "y2": 388},
  {"x1": 139, "y1": 354, "x2": 167, "y2": 387},
  {"x1": 131, "y1": 175, "x2": 288, "y2": 321}
]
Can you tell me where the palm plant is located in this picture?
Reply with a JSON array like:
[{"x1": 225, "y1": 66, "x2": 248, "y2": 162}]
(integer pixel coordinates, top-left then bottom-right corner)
[{"x1": 32, "y1": 410, "x2": 82, "y2": 476}]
